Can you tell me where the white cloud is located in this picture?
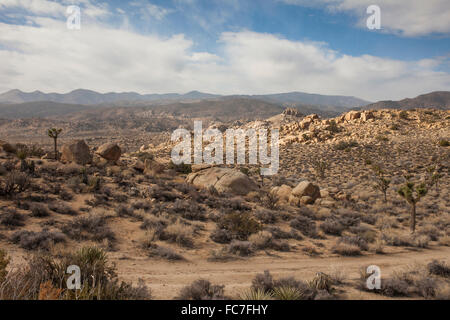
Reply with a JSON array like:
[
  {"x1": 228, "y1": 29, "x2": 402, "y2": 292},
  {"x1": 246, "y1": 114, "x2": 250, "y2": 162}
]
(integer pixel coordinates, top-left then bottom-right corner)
[
  {"x1": 0, "y1": 16, "x2": 448, "y2": 101},
  {"x1": 282, "y1": 0, "x2": 450, "y2": 37},
  {"x1": 129, "y1": 1, "x2": 173, "y2": 21}
]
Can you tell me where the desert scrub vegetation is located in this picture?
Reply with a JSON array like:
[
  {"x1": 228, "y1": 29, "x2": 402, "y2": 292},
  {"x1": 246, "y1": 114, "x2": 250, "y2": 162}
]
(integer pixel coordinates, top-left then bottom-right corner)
[
  {"x1": 397, "y1": 178, "x2": 428, "y2": 233},
  {"x1": 0, "y1": 247, "x2": 151, "y2": 300},
  {"x1": 61, "y1": 213, "x2": 115, "y2": 245},
  {"x1": 358, "y1": 263, "x2": 448, "y2": 299},
  {"x1": 333, "y1": 140, "x2": 358, "y2": 151},
  {"x1": 176, "y1": 279, "x2": 225, "y2": 300},
  {"x1": 0, "y1": 171, "x2": 31, "y2": 197},
  {"x1": 217, "y1": 212, "x2": 261, "y2": 241},
  {"x1": 243, "y1": 270, "x2": 336, "y2": 300},
  {"x1": 0, "y1": 210, "x2": 26, "y2": 228},
  {"x1": 11, "y1": 229, "x2": 66, "y2": 251}
]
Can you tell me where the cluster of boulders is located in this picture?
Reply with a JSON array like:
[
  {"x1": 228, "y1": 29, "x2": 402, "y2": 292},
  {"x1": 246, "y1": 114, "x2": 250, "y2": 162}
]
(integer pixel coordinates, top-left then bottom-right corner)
[
  {"x1": 186, "y1": 166, "x2": 258, "y2": 196},
  {"x1": 271, "y1": 180, "x2": 321, "y2": 205},
  {"x1": 59, "y1": 140, "x2": 122, "y2": 165}
]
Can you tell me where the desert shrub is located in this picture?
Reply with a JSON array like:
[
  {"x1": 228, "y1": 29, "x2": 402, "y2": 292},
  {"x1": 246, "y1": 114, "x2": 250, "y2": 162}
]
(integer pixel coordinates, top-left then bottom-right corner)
[
  {"x1": 438, "y1": 139, "x2": 449, "y2": 147},
  {"x1": 250, "y1": 270, "x2": 320, "y2": 300},
  {"x1": 320, "y1": 219, "x2": 345, "y2": 236},
  {"x1": 30, "y1": 203, "x2": 51, "y2": 218},
  {"x1": 159, "y1": 221, "x2": 194, "y2": 247},
  {"x1": 261, "y1": 192, "x2": 279, "y2": 210},
  {"x1": 418, "y1": 225, "x2": 441, "y2": 241},
  {"x1": 140, "y1": 215, "x2": 168, "y2": 231},
  {"x1": 11, "y1": 229, "x2": 66, "y2": 251},
  {"x1": 67, "y1": 177, "x2": 83, "y2": 193},
  {"x1": 382, "y1": 232, "x2": 429, "y2": 248},
  {"x1": 0, "y1": 172, "x2": 31, "y2": 196},
  {"x1": 210, "y1": 228, "x2": 232, "y2": 244},
  {"x1": 338, "y1": 235, "x2": 369, "y2": 251},
  {"x1": 0, "y1": 249, "x2": 9, "y2": 282},
  {"x1": 132, "y1": 200, "x2": 151, "y2": 212},
  {"x1": 115, "y1": 205, "x2": 136, "y2": 218},
  {"x1": 168, "y1": 161, "x2": 192, "y2": 174},
  {"x1": 48, "y1": 201, "x2": 77, "y2": 216},
  {"x1": 427, "y1": 260, "x2": 450, "y2": 277},
  {"x1": 399, "y1": 110, "x2": 409, "y2": 119},
  {"x1": 249, "y1": 231, "x2": 273, "y2": 250},
  {"x1": 308, "y1": 272, "x2": 334, "y2": 293},
  {"x1": 266, "y1": 226, "x2": 302, "y2": 240},
  {"x1": 62, "y1": 214, "x2": 115, "y2": 243},
  {"x1": 0, "y1": 247, "x2": 151, "y2": 300},
  {"x1": 0, "y1": 211, "x2": 26, "y2": 228},
  {"x1": 218, "y1": 212, "x2": 261, "y2": 240},
  {"x1": 59, "y1": 189, "x2": 73, "y2": 201},
  {"x1": 333, "y1": 140, "x2": 358, "y2": 151},
  {"x1": 332, "y1": 242, "x2": 361, "y2": 256},
  {"x1": 255, "y1": 209, "x2": 277, "y2": 224},
  {"x1": 177, "y1": 279, "x2": 225, "y2": 300},
  {"x1": 312, "y1": 159, "x2": 329, "y2": 180},
  {"x1": 289, "y1": 216, "x2": 318, "y2": 238},
  {"x1": 143, "y1": 242, "x2": 184, "y2": 261},
  {"x1": 227, "y1": 240, "x2": 254, "y2": 256},
  {"x1": 173, "y1": 199, "x2": 206, "y2": 221}
]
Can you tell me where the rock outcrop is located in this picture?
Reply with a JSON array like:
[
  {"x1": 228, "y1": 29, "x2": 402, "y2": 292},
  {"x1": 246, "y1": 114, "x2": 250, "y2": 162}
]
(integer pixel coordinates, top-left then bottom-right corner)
[
  {"x1": 186, "y1": 167, "x2": 258, "y2": 195},
  {"x1": 97, "y1": 143, "x2": 121, "y2": 162}
]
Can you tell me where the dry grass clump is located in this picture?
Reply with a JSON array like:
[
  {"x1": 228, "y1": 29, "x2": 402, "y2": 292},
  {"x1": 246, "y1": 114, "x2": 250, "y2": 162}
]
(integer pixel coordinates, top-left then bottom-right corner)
[
  {"x1": 141, "y1": 239, "x2": 184, "y2": 261},
  {"x1": 159, "y1": 221, "x2": 194, "y2": 248},
  {"x1": 320, "y1": 218, "x2": 345, "y2": 236},
  {"x1": 0, "y1": 247, "x2": 151, "y2": 300},
  {"x1": 176, "y1": 279, "x2": 225, "y2": 300},
  {"x1": 10, "y1": 229, "x2": 66, "y2": 251},
  {"x1": 381, "y1": 231, "x2": 430, "y2": 248},
  {"x1": 227, "y1": 240, "x2": 254, "y2": 256},
  {"x1": 30, "y1": 203, "x2": 51, "y2": 218},
  {"x1": 332, "y1": 242, "x2": 362, "y2": 256},
  {"x1": 210, "y1": 228, "x2": 232, "y2": 244}
]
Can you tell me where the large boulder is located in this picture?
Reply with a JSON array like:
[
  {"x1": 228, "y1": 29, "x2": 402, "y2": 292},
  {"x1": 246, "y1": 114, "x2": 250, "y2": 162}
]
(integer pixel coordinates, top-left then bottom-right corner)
[
  {"x1": 271, "y1": 184, "x2": 292, "y2": 202},
  {"x1": 186, "y1": 167, "x2": 258, "y2": 195},
  {"x1": 344, "y1": 111, "x2": 361, "y2": 121},
  {"x1": 61, "y1": 140, "x2": 92, "y2": 165},
  {"x1": 291, "y1": 180, "x2": 320, "y2": 204},
  {"x1": 0, "y1": 141, "x2": 17, "y2": 154},
  {"x1": 361, "y1": 111, "x2": 374, "y2": 122},
  {"x1": 96, "y1": 143, "x2": 121, "y2": 161}
]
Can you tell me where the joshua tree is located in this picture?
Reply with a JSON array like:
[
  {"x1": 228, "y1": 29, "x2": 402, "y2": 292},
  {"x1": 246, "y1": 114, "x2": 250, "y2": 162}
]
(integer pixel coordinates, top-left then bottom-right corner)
[
  {"x1": 313, "y1": 159, "x2": 329, "y2": 180},
  {"x1": 371, "y1": 165, "x2": 391, "y2": 203},
  {"x1": 426, "y1": 165, "x2": 442, "y2": 193},
  {"x1": 47, "y1": 128, "x2": 62, "y2": 160},
  {"x1": 398, "y1": 177, "x2": 428, "y2": 233}
]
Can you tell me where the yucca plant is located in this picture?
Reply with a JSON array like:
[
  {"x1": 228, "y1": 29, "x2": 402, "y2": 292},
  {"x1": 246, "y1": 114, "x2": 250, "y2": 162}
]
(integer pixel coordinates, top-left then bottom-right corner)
[
  {"x1": 272, "y1": 286, "x2": 303, "y2": 300},
  {"x1": 47, "y1": 128, "x2": 62, "y2": 160},
  {"x1": 398, "y1": 177, "x2": 428, "y2": 233},
  {"x1": 239, "y1": 288, "x2": 273, "y2": 300}
]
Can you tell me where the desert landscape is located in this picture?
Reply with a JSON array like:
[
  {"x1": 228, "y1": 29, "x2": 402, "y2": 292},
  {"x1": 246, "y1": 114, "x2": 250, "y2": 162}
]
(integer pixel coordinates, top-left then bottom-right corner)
[
  {"x1": 1, "y1": 0, "x2": 449, "y2": 303},
  {"x1": 0, "y1": 90, "x2": 449, "y2": 300}
]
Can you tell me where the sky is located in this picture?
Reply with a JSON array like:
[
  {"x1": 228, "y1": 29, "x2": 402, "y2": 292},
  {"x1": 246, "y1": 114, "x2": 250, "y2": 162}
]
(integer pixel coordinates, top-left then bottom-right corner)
[{"x1": 0, "y1": 0, "x2": 449, "y2": 101}]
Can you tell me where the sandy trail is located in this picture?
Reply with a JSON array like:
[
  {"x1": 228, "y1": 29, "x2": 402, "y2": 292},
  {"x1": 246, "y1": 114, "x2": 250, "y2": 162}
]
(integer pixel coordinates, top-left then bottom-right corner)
[{"x1": 114, "y1": 245, "x2": 450, "y2": 299}]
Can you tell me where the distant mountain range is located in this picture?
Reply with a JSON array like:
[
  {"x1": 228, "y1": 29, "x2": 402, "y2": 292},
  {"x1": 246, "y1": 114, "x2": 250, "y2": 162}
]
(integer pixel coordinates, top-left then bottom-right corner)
[
  {"x1": 0, "y1": 89, "x2": 370, "y2": 108},
  {"x1": 362, "y1": 91, "x2": 450, "y2": 110}
]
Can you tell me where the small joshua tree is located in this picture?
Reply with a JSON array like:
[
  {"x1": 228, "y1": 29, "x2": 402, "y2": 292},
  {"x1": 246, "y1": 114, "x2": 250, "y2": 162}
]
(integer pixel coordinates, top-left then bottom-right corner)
[
  {"x1": 47, "y1": 128, "x2": 62, "y2": 160},
  {"x1": 426, "y1": 165, "x2": 442, "y2": 193},
  {"x1": 371, "y1": 165, "x2": 391, "y2": 203},
  {"x1": 312, "y1": 159, "x2": 329, "y2": 180},
  {"x1": 397, "y1": 177, "x2": 428, "y2": 233}
]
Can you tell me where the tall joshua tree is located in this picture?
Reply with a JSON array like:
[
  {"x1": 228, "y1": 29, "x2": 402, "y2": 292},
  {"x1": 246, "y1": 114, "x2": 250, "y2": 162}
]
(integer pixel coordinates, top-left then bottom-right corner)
[
  {"x1": 398, "y1": 178, "x2": 428, "y2": 233},
  {"x1": 47, "y1": 128, "x2": 62, "y2": 160}
]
